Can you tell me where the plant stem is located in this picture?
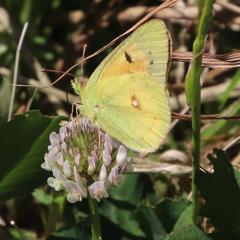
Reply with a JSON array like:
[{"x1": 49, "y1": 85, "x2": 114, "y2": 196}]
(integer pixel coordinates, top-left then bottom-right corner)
[
  {"x1": 184, "y1": 0, "x2": 214, "y2": 224},
  {"x1": 8, "y1": 22, "x2": 28, "y2": 121},
  {"x1": 88, "y1": 196, "x2": 102, "y2": 240},
  {"x1": 191, "y1": 97, "x2": 201, "y2": 224}
]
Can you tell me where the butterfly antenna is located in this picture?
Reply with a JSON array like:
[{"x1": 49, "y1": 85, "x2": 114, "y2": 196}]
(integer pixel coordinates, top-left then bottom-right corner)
[{"x1": 41, "y1": 68, "x2": 75, "y2": 77}]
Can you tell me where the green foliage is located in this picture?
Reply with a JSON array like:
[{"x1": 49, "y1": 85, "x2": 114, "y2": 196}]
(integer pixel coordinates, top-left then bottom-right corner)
[
  {"x1": 218, "y1": 70, "x2": 240, "y2": 109},
  {"x1": 0, "y1": 77, "x2": 11, "y2": 118},
  {"x1": 109, "y1": 174, "x2": 149, "y2": 205},
  {"x1": 100, "y1": 200, "x2": 146, "y2": 238},
  {"x1": 0, "y1": 111, "x2": 65, "y2": 202},
  {"x1": 8, "y1": 228, "x2": 38, "y2": 240},
  {"x1": 32, "y1": 188, "x2": 54, "y2": 206},
  {"x1": 100, "y1": 175, "x2": 194, "y2": 240},
  {"x1": 136, "y1": 207, "x2": 167, "y2": 240},
  {"x1": 52, "y1": 225, "x2": 91, "y2": 240},
  {"x1": 202, "y1": 99, "x2": 240, "y2": 141},
  {"x1": 173, "y1": 205, "x2": 193, "y2": 230},
  {"x1": 156, "y1": 198, "x2": 191, "y2": 232},
  {"x1": 167, "y1": 225, "x2": 211, "y2": 240}
]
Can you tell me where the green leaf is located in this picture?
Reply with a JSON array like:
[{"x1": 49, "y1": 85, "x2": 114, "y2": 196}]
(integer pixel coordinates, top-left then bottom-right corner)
[
  {"x1": 196, "y1": 149, "x2": 240, "y2": 239},
  {"x1": 19, "y1": 0, "x2": 33, "y2": 23},
  {"x1": 0, "y1": 111, "x2": 65, "y2": 202},
  {"x1": 9, "y1": 227, "x2": 38, "y2": 240},
  {"x1": 0, "y1": 77, "x2": 11, "y2": 118},
  {"x1": 99, "y1": 200, "x2": 145, "y2": 237},
  {"x1": 52, "y1": 224, "x2": 90, "y2": 240},
  {"x1": 156, "y1": 198, "x2": 191, "y2": 232},
  {"x1": 219, "y1": 69, "x2": 240, "y2": 109},
  {"x1": 109, "y1": 174, "x2": 145, "y2": 205},
  {"x1": 136, "y1": 207, "x2": 167, "y2": 240},
  {"x1": 202, "y1": 99, "x2": 240, "y2": 140},
  {"x1": 173, "y1": 205, "x2": 193, "y2": 230},
  {"x1": 167, "y1": 225, "x2": 211, "y2": 240},
  {"x1": 32, "y1": 189, "x2": 53, "y2": 205}
]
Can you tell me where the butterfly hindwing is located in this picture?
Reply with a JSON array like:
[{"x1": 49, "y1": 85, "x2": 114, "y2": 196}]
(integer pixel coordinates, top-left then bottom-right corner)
[{"x1": 96, "y1": 73, "x2": 170, "y2": 152}]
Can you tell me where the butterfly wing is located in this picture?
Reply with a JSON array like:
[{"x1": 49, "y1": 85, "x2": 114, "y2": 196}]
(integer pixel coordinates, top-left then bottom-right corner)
[
  {"x1": 88, "y1": 19, "x2": 171, "y2": 87},
  {"x1": 81, "y1": 19, "x2": 171, "y2": 152},
  {"x1": 96, "y1": 72, "x2": 170, "y2": 152}
]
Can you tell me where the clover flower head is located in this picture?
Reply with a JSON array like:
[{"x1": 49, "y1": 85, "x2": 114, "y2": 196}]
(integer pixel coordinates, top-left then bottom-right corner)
[{"x1": 42, "y1": 118, "x2": 129, "y2": 203}]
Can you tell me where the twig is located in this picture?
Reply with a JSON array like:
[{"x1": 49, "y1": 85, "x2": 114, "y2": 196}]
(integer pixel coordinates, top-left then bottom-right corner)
[
  {"x1": 223, "y1": 136, "x2": 240, "y2": 151},
  {"x1": 8, "y1": 22, "x2": 28, "y2": 121},
  {"x1": 172, "y1": 51, "x2": 240, "y2": 68},
  {"x1": 26, "y1": 88, "x2": 38, "y2": 111},
  {"x1": 131, "y1": 158, "x2": 192, "y2": 176},
  {"x1": 170, "y1": 106, "x2": 190, "y2": 130},
  {"x1": 172, "y1": 112, "x2": 240, "y2": 121},
  {"x1": 27, "y1": 79, "x2": 79, "y2": 103},
  {"x1": 41, "y1": 68, "x2": 75, "y2": 77},
  {"x1": 217, "y1": 0, "x2": 240, "y2": 15}
]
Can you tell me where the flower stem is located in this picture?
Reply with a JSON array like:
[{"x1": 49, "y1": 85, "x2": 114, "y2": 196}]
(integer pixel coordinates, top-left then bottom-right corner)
[
  {"x1": 184, "y1": 0, "x2": 214, "y2": 224},
  {"x1": 88, "y1": 196, "x2": 102, "y2": 240}
]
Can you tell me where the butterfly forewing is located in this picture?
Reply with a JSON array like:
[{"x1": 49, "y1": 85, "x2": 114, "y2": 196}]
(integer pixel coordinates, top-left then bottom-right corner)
[{"x1": 88, "y1": 19, "x2": 171, "y2": 87}]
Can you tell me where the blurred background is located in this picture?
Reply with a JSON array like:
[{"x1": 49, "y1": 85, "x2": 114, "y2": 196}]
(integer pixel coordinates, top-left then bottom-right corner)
[{"x1": 0, "y1": 0, "x2": 240, "y2": 239}]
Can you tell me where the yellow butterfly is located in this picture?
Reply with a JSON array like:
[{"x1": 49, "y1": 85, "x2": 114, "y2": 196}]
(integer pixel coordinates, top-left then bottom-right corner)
[{"x1": 73, "y1": 19, "x2": 171, "y2": 153}]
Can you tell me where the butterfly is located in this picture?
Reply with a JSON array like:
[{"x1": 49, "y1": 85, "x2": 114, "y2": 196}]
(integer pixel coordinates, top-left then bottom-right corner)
[{"x1": 73, "y1": 19, "x2": 171, "y2": 153}]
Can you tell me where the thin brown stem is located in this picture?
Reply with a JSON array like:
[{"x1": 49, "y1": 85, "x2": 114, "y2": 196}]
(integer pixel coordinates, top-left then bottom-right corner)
[{"x1": 172, "y1": 112, "x2": 240, "y2": 121}]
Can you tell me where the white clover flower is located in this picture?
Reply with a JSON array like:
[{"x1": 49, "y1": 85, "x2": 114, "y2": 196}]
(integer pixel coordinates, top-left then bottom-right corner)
[
  {"x1": 108, "y1": 166, "x2": 120, "y2": 186},
  {"x1": 103, "y1": 149, "x2": 111, "y2": 167},
  {"x1": 116, "y1": 145, "x2": 127, "y2": 166},
  {"x1": 47, "y1": 168, "x2": 66, "y2": 191},
  {"x1": 88, "y1": 156, "x2": 96, "y2": 175},
  {"x1": 47, "y1": 177, "x2": 63, "y2": 191},
  {"x1": 88, "y1": 181, "x2": 109, "y2": 202},
  {"x1": 41, "y1": 118, "x2": 129, "y2": 203},
  {"x1": 64, "y1": 180, "x2": 87, "y2": 203},
  {"x1": 99, "y1": 165, "x2": 107, "y2": 181},
  {"x1": 63, "y1": 160, "x2": 71, "y2": 177}
]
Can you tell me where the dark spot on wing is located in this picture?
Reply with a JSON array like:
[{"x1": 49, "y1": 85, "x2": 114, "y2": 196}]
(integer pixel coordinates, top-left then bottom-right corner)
[
  {"x1": 149, "y1": 51, "x2": 152, "y2": 55},
  {"x1": 150, "y1": 60, "x2": 154, "y2": 65},
  {"x1": 125, "y1": 51, "x2": 133, "y2": 63}
]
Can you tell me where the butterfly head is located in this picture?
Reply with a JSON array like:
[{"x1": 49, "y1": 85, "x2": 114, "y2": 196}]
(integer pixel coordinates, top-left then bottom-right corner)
[{"x1": 72, "y1": 80, "x2": 97, "y2": 121}]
